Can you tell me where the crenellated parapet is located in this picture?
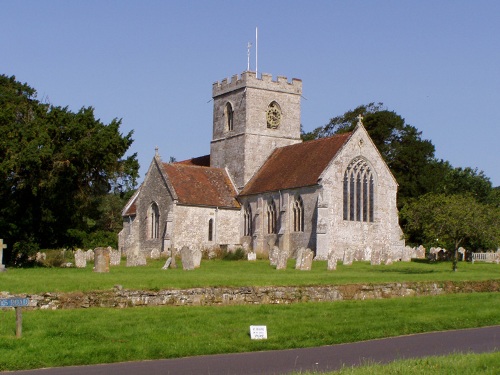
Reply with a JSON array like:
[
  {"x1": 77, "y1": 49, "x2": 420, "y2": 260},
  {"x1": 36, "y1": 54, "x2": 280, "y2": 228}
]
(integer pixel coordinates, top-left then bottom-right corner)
[{"x1": 212, "y1": 71, "x2": 302, "y2": 98}]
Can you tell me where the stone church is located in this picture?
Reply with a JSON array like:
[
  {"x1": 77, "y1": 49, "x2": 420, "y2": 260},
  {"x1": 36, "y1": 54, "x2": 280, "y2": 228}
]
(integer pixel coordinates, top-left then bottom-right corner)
[{"x1": 119, "y1": 71, "x2": 405, "y2": 261}]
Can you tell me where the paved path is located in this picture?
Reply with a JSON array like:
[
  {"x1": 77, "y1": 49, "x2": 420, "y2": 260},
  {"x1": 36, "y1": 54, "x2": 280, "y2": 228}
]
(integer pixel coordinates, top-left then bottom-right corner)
[{"x1": 6, "y1": 326, "x2": 500, "y2": 375}]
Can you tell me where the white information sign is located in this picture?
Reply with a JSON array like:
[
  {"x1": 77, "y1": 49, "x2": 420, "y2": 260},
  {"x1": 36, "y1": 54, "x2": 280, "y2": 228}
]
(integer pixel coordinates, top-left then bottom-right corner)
[{"x1": 250, "y1": 325, "x2": 267, "y2": 340}]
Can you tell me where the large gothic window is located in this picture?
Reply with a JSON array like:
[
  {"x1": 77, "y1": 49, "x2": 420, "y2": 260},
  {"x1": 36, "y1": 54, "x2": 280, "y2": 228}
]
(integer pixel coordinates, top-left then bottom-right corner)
[
  {"x1": 244, "y1": 204, "x2": 253, "y2": 236},
  {"x1": 148, "y1": 202, "x2": 160, "y2": 239},
  {"x1": 292, "y1": 196, "x2": 304, "y2": 232},
  {"x1": 343, "y1": 158, "x2": 374, "y2": 222},
  {"x1": 224, "y1": 102, "x2": 234, "y2": 131},
  {"x1": 266, "y1": 200, "x2": 277, "y2": 234}
]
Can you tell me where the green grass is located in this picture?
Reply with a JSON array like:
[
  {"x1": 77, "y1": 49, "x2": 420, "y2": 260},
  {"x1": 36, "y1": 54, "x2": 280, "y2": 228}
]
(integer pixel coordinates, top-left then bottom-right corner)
[
  {"x1": 296, "y1": 352, "x2": 500, "y2": 374},
  {"x1": 1, "y1": 292, "x2": 499, "y2": 371},
  {"x1": 2, "y1": 259, "x2": 499, "y2": 294}
]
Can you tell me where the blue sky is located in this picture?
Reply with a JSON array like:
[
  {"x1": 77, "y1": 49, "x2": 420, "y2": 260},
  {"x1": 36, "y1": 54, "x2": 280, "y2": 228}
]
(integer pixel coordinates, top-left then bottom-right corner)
[{"x1": 2, "y1": 0, "x2": 499, "y2": 187}]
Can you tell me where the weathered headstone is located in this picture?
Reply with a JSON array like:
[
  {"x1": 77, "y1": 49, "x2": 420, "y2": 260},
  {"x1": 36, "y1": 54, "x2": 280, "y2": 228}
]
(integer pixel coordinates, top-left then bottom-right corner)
[
  {"x1": 343, "y1": 251, "x2": 353, "y2": 266},
  {"x1": 126, "y1": 248, "x2": 146, "y2": 267},
  {"x1": 416, "y1": 245, "x2": 426, "y2": 259},
  {"x1": 269, "y1": 246, "x2": 279, "y2": 266},
  {"x1": 401, "y1": 247, "x2": 412, "y2": 262},
  {"x1": 370, "y1": 249, "x2": 381, "y2": 265},
  {"x1": 247, "y1": 252, "x2": 256, "y2": 261},
  {"x1": 94, "y1": 247, "x2": 110, "y2": 273},
  {"x1": 150, "y1": 248, "x2": 161, "y2": 260},
  {"x1": 0, "y1": 239, "x2": 6, "y2": 272},
  {"x1": 74, "y1": 249, "x2": 87, "y2": 268},
  {"x1": 162, "y1": 257, "x2": 172, "y2": 270},
  {"x1": 327, "y1": 251, "x2": 337, "y2": 271},
  {"x1": 180, "y1": 246, "x2": 195, "y2": 270},
  {"x1": 109, "y1": 249, "x2": 121, "y2": 266},
  {"x1": 296, "y1": 248, "x2": 313, "y2": 271},
  {"x1": 295, "y1": 247, "x2": 305, "y2": 269},
  {"x1": 384, "y1": 256, "x2": 393, "y2": 266},
  {"x1": 193, "y1": 249, "x2": 202, "y2": 268},
  {"x1": 276, "y1": 247, "x2": 288, "y2": 270},
  {"x1": 85, "y1": 249, "x2": 94, "y2": 262}
]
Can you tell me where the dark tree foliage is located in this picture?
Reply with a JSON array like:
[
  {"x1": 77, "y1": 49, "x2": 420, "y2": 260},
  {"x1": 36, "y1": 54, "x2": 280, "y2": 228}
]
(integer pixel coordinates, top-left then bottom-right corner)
[
  {"x1": 0, "y1": 75, "x2": 139, "y2": 264},
  {"x1": 302, "y1": 103, "x2": 436, "y2": 207}
]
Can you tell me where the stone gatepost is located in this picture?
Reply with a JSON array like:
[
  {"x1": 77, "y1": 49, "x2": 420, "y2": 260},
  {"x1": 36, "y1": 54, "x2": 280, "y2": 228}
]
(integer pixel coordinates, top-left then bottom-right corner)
[{"x1": 94, "y1": 247, "x2": 110, "y2": 273}]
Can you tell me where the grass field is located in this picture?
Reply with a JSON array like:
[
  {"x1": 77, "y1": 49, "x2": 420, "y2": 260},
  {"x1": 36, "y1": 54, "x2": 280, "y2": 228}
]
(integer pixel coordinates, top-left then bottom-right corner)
[{"x1": 2, "y1": 259, "x2": 500, "y2": 294}]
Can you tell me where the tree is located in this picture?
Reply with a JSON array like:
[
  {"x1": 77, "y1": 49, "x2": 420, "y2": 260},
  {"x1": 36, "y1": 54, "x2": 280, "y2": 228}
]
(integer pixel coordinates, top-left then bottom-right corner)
[
  {"x1": 302, "y1": 103, "x2": 436, "y2": 207},
  {"x1": 400, "y1": 193, "x2": 500, "y2": 271},
  {"x1": 0, "y1": 75, "x2": 139, "y2": 264}
]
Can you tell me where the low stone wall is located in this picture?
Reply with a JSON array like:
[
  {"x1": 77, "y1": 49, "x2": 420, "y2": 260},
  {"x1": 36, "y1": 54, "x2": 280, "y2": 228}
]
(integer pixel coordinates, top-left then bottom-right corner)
[{"x1": 3, "y1": 280, "x2": 499, "y2": 310}]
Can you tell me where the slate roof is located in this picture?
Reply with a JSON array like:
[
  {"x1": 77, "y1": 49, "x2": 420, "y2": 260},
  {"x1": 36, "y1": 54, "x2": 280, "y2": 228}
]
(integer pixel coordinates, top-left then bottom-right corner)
[
  {"x1": 239, "y1": 132, "x2": 353, "y2": 196},
  {"x1": 163, "y1": 163, "x2": 239, "y2": 209}
]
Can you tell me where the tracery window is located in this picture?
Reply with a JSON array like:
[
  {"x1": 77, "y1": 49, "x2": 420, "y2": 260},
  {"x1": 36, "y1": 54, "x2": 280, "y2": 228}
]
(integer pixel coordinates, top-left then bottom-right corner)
[
  {"x1": 224, "y1": 102, "x2": 234, "y2": 131},
  {"x1": 148, "y1": 202, "x2": 160, "y2": 239},
  {"x1": 343, "y1": 157, "x2": 374, "y2": 222},
  {"x1": 266, "y1": 200, "x2": 277, "y2": 234},
  {"x1": 292, "y1": 196, "x2": 304, "y2": 232},
  {"x1": 266, "y1": 101, "x2": 282, "y2": 129},
  {"x1": 208, "y1": 218, "x2": 214, "y2": 241},
  {"x1": 244, "y1": 204, "x2": 253, "y2": 236}
]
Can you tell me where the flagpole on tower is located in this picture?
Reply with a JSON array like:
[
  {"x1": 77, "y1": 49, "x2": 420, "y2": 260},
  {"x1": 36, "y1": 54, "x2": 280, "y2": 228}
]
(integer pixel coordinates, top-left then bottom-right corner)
[{"x1": 255, "y1": 27, "x2": 258, "y2": 77}]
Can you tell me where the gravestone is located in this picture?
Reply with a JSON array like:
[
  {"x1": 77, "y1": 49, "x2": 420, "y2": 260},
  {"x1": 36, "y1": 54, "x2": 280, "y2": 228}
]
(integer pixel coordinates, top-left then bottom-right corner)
[
  {"x1": 276, "y1": 247, "x2": 288, "y2": 270},
  {"x1": 109, "y1": 249, "x2": 121, "y2": 266},
  {"x1": 384, "y1": 255, "x2": 393, "y2": 266},
  {"x1": 126, "y1": 248, "x2": 146, "y2": 267},
  {"x1": 0, "y1": 239, "x2": 6, "y2": 272},
  {"x1": 370, "y1": 249, "x2": 381, "y2": 265},
  {"x1": 85, "y1": 249, "x2": 94, "y2": 262},
  {"x1": 269, "y1": 246, "x2": 279, "y2": 266},
  {"x1": 150, "y1": 248, "x2": 161, "y2": 260},
  {"x1": 343, "y1": 251, "x2": 353, "y2": 266},
  {"x1": 74, "y1": 249, "x2": 87, "y2": 268},
  {"x1": 193, "y1": 249, "x2": 202, "y2": 268},
  {"x1": 247, "y1": 252, "x2": 256, "y2": 261},
  {"x1": 162, "y1": 257, "x2": 172, "y2": 270},
  {"x1": 94, "y1": 247, "x2": 110, "y2": 273},
  {"x1": 327, "y1": 251, "x2": 337, "y2": 271},
  {"x1": 416, "y1": 245, "x2": 426, "y2": 259},
  {"x1": 295, "y1": 248, "x2": 313, "y2": 271},
  {"x1": 180, "y1": 246, "x2": 195, "y2": 270}
]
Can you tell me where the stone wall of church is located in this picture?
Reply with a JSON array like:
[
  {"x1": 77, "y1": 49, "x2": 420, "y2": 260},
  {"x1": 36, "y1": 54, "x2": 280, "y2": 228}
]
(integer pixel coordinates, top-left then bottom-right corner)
[
  {"x1": 317, "y1": 125, "x2": 405, "y2": 260},
  {"x1": 171, "y1": 205, "x2": 240, "y2": 251}
]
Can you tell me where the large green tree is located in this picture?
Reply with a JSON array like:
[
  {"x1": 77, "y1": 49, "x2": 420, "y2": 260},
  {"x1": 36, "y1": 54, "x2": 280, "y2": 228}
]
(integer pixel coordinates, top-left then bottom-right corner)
[
  {"x1": 400, "y1": 193, "x2": 500, "y2": 271},
  {"x1": 0, "y1": 75, "x2": 139, "y2": 264}
]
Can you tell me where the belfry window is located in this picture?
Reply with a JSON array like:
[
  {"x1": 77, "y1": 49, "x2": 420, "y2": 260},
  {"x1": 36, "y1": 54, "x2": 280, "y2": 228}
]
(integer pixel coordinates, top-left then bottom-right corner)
[
  {"x1": 343, "y1": 157, "x2": 374, "y2": 222},
  {"x1": 148, "y1": 202, "x2": 160, "y2": 239},
  {"x1": 244, "y1": 204, "x2": 253, "y2": 236},
  {"x1": 292, "y1": 196, "x2": 304, "y2": 232},
  {"x1": 224, "y1": 102, "x2": 234, "y2": 131},
  {"x1": 267, "y1": 200, "x2": 277, "y2": 234}
]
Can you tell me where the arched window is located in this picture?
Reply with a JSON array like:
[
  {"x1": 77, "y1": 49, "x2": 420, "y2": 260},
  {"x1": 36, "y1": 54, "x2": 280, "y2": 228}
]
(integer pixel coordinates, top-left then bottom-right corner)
[
  {"x1": 208, "y1": 218, "x2": 214, "y2": 241},
  {"x1": 343, "y1": 158, "x2": 374, "y2": 222},
  {"x1": 266, "y1": 200, "x2": 277, "y2": 234},
  {"x1": 292, "y1": 196, "x2": 304, "y2": 232},
  {"x1": 148, "y1": 202, "x2": 160, "y2": 239},
  {"x1": 244, "y1": 204, "x2": 253, "y2": 236},
  {"x1": 224, "y1": 102, "x2": 234, "y2": 131}
]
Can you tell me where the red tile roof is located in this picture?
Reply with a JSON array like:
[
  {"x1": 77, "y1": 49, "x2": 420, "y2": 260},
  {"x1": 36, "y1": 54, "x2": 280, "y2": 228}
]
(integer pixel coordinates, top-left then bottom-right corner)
[
  {"x1": 122, "y1": 188, "x2": 140, "y2": 217},
  {"x1": 163, "y1": 163, "x2": 239, "y2": 208},
  {"x1": 176, "y1": 155, "x2": 211, "y2": 167},
  {"x1": 239, "y1": 132, "x2": 353, "y2": 196}
]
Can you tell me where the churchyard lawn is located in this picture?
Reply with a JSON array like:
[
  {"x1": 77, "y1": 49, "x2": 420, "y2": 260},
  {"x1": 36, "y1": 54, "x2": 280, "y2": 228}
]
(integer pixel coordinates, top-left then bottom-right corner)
[
  {"x1": 2, "y1": 259, "x2": 500, "y2": 294},
  {"x1": 0, "y1": 293, "x2": 499, "y2": 371}
]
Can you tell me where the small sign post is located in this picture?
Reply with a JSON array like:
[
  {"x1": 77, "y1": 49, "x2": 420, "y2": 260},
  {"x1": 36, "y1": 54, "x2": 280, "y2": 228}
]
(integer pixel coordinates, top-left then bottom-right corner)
[
  {"x1": 0, "y1": 298, "x2": 30, "y2": 338},
  {"x1": 250, "y1": 325, "x2": 268, "y2": 340}
]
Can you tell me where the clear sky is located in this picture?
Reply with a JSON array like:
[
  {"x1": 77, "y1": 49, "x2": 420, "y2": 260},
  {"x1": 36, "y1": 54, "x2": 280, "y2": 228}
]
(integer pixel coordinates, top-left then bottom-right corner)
[{"x1": 2, "y1": 0, "x2": 499, "y2": 187}]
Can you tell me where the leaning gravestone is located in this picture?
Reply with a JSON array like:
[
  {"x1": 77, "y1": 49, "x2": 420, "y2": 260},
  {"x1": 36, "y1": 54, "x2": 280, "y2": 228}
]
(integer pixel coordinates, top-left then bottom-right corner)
[
  {"x1": 94, "y1": 247, "x2": 110, "y2": 273},
  {"x1": 296, "y1": 248, "x2": 313, "y2": 271},
  {"x1": 180, "y1": 246, "x2": 195, "y2": 270},
  {"x1": 327, "y1": 251, "x2": 337, "y2": 271},
  {"x1": 276, "y1": 247, "x2": 288, "y2": 270},
  {"x1": 74, "y1": 249, "x2": 87, "y2": 268},
  {"x1": 162, "y1": 257, "x2": 172, "y2": 270}
]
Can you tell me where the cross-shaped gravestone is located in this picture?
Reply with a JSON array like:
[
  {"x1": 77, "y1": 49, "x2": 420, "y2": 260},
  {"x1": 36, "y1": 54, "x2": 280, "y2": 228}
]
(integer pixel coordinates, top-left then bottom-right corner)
[{"x1": 0, "y1": 239, "x2": 6, "y2": 271}]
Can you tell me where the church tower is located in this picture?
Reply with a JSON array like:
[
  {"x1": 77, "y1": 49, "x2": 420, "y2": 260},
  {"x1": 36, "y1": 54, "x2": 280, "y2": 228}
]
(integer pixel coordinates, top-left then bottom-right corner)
[{"x1": 210, "y1": 71, "x2": 302, "y2": 190}]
